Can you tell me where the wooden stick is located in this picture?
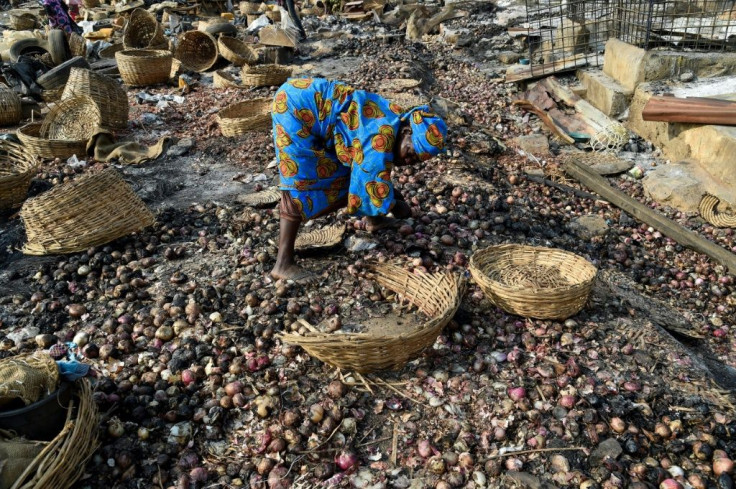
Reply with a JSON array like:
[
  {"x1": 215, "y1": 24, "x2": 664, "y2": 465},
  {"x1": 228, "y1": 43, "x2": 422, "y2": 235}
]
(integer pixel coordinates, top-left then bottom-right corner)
[
  {"x1": 524, "y1": 173, "x2": 604, "y2": 202},
  {"x1": 563, "y1": 160, "x2": 736, "y2": 273},
  {"x1": 488, "y1": 446, "x2": 586, "y2": 459}
]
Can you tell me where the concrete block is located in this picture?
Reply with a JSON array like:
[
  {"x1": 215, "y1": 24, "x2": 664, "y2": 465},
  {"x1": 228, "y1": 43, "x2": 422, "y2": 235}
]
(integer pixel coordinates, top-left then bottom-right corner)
[
  {"x1": 680, "y1": 125, "x2": 736, "y2": 188},
  {"x1": 514, "y1": 134, "x2": 550, "y2": 156},
  {"x1": 642, "y1": 160, "x2": 704, "y2": 212},
  {"x1": 603, "y1": 38, "x2": 646, "y2": 90},
  {"x1": 577, "y1": 69, "x2": 633, "y2": 118}
]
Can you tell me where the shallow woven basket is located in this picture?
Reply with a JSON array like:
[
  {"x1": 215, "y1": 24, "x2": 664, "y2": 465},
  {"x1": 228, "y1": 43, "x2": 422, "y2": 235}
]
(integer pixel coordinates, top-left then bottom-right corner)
[
  {"x1": 17, "y1": 123, "x2": 87, "y2": 160},
  {"x1": 123, "y1": 8, "x2": 168, "y2": 49},
  {"x1": 218, "y1": 36, "x2": 257, "y2": 66},
  {"x1": 10, "y1": 379, "x2": 99, "y2": 489},
  {"x1": 469, "y1": 244, "x2": 597, "y2": 320},
  {"x1": 213, "y1": 70, "x2": 242, "y2": 88},
  {"x1": 278, "y1": 264, "x2": 464, "y2": 373},
  {"x1": 0, "y1": 87, "x2": 21, "y2": 127},
  {"x1": 175, "y1": 31, "x2": 218, "y2": 72},
  {"x1": 116, "y1": 49, "x2": 172, "y2": 86},
  {"x1": 9, "y1": 12, "x2": 36, "y2": 30},
  {"x1": 41, "y1": 95, "x2": 101, "y2": 141},
  {"x1": 295, "y1": 223, "x2": 345, "y2": 251},
  {"x1": 20, "y1": 168, "x2": 155, "y2": 255},
  {"x1": 0, "y1": 140, "x2": 37, "y2": 211},
  {"x1": 217, "y1": 98, "x2": 272, "y2": 136},
  {"x1": 238, "y1": 186, "x2": 280, "y2": 206},
  {"x1": 699, "y1": 194, "x2": 736, "y2": 228},
  {"x1": 241, "y1": 64, "x2": 291, "y2": 87},
  {"x1": 62, "y1": 68, "x2": 129, "y2": 130},
  {"x1": 240, "y1": 1, "x2": 262, "y2": 14}
]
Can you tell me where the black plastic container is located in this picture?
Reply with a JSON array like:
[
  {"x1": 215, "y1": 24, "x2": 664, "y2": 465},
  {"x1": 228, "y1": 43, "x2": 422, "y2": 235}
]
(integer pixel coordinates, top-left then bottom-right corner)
[{"x1": 0, "y1": 382, "x2": 73, "y2": 441}]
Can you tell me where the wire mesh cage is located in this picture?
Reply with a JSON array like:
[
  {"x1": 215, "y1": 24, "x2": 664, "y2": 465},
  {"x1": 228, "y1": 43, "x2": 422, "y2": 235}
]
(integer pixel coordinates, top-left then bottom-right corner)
[{"x1": 522, "y1": 0, "x2": 736, "y2": 78}]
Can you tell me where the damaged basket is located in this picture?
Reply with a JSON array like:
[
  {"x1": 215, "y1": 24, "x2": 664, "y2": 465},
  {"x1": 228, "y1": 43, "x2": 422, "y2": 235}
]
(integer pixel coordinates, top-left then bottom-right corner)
[
  {"x1": 217, "y1": 98, "x2": 272, "y2": 136},
  {"x1": 62, "y1": 68, "x2": 129, "y2": 130},
  {"x1": 20, "y1": 168, "x2": 155, "y2": 255},
  {"x1": 469, "y1": 244, "x2": 597, "y2": 320},
  {"x1": 278, "y1": 264, "x2": 464, "y2": 373},
  {"x1": 0, "y1": 140, "x2": 37, "y2": 211}
]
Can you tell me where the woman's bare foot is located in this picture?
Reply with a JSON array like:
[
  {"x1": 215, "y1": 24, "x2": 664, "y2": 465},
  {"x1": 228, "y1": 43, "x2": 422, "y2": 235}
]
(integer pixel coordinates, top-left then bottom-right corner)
[
  {"x1": 270, "y1": 263, "x2": 318, "y2": 284},
  {"x1": 364, "y1": 216, "x2": 402, "y2": 233}
]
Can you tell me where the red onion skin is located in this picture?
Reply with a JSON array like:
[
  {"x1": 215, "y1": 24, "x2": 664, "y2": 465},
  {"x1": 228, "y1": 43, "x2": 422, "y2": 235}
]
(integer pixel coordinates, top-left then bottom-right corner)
[{"x1": 335, "y1": 450, "x2": 358, "y2": 471}]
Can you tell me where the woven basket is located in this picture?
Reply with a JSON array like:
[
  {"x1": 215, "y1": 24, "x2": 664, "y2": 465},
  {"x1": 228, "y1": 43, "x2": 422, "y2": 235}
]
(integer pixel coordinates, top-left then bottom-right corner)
[
  {"x1": 238, "y1": 187, "x2": 280, "y2": 206},
  {"x1": 20, "y1": 168, "x2": 155, "y2": 255},
  {"x1": 41, "y1": 87, "x2": 65, "y2": 102},
  {"x1": 0, "y1": 87, "x2": 21, "y2": 127},
  {"x1": 41, "y1": 95, "x2": 101, "y2": 141},
  {"x1": 67, "y1": 32, "x2": 87, "y2": 58},
  {"x1": 175, "y1": 31, "x2": 218, "y2": 73},
  {"x1": 699, "y1": 194, "x2": 736, "y2": 228},
  {"x1": 217, "y1": 98, "x2": 272, "y2": 136},
  {"x1": 218, "y1": 36, "x2": 257, "y2": 66},
  {"x1": 0, "y1": 140, "x2": 37, "y2": 211},
  {"x1": 123, "y1": 8, "x2": 168, "y2": 49},
  {"x1": 213, "y1": 70, "x2": 242, "y2": 88},
  {"x1": 469, "y1": 244, "x2": 597, "y2": 320},
  {"x1": 9, "y1": 379, "x2": 99, "y2": 489},
  {"x1": 295, "y1": 223, "x2": 345, "y2": 251},
  {"x1": 9, "y1": 12, "x2": 36, "y2": 30},
  {"x1": 240, "y1": 1, "x2": 262, "y2": 14},
  {"x1": 241, "y1": 64, "x2": 291, "y2": 87},
  {"x1": 116, "y1": 49, "x2": 172, "y2": 86},
  {"x1": 62, "y1": 68, "x2": 129, "y2": 130},
  {"x1": 17, "y1": 123, "x2": 87, "y2": 160},
  {"x1": 279, "y1": 264, "x2": 464, "y2": 373}
]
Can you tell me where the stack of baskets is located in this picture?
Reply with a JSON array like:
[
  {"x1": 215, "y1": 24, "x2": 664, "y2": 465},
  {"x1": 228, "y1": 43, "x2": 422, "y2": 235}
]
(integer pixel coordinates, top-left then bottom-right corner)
[
  {"x1": 0, "y1": 140, "x2": 37, "y2": 211},
  {"x1": 174, "y1": 31, "x2": 218, "y2": 72},
  {"x1": 241, "y1": 64, "x2": 291, "y2": 87},
  {"x1": 469, "y1": 244, "x2": 597, "y2": 320},
  {"x1": 217, "y1": 36, "x2": 257, "y2": 66},
  {"x1": 116, "y1": 49, "x2": 172, "y2": 86},
  {"x1": 20, "y1": 168, "x2": 155, "y2": 255},
  {"x1": 278, "y1": 264, "x2": 465, "y2": 373},
  {"x1": 61, "y1": 68, "x2": 129, "y2": 130},
  {"x1": 122, "y1": 8, "x2": 168, "y2": 49},
  {"x1": 217, "y1": 98, "x2": 272, "y2": 136},
  {"x1": 0, "y1": 85, "x2": 22, "y2": 127}
]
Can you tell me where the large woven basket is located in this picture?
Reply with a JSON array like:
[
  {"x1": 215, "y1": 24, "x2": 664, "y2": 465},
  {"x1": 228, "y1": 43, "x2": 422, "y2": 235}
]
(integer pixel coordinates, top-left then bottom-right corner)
[
  {"x1": 0, "y1": 140, "x2": 37, "y2": 211},
  {"x1": 217, "y1": 36, "x2": 257, "y2": 66},
  {"x1": 175, "y1": 31, "x2": 218, "y2": 72},
  {"x1": 469, "y1": 244, "x2": 597, "y2": 320},
  {"x1": 20, "y1": 168, "x2": 155, "y2": 255},
  {"x1": 278, "y1": 264, "x2": 464, "y2": 373},
  {"x1": 9, "y1": 379, "x2": 98, "y2": 489},
  {"x1": 62, "y1": 68, "x2": 129, "y2": 130},
  {"x1": 116, "y1": 49, "x2": 172, "y2": 86},
  {"x1": 217, "y1": 98, "x2": 272, "y2": 136},
  {"x1": 0, "y1": 86, "x2": 21, "y2": 127},
  {"x1": 41, "y1": 95, "x2": 101, "y2": 141},
  {"x1": 123, "y1": 8, "x2": 168, "y2": 49},
  {"x1": 241, "y1": 64, "x2": 291, "y2": 87},
  {"x1": 17, "y1": 123, "x2": 87, "y2": 160}
]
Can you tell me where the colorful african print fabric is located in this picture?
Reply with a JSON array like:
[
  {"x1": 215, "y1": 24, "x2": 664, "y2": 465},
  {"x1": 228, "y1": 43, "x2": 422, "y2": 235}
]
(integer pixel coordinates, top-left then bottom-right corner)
[{"x1": 42, "y1": 0, "x2": 80, "y2": 33}]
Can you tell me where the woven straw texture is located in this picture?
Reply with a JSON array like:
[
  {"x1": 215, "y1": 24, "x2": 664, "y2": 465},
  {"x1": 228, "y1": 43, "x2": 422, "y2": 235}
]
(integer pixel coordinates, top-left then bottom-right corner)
[
  {"x1": 0, "y1": 352, "x2": 59, "y2": 408},
  {"x1": 240, "y1": 1, "x2": 262, "y2": 13},
  {"x1": 41, "y1": 87, "x2": 64, "y2": 102},
  {"x1": 20, "y1": 168, "x2": 155, "y2": 255},
  {"x1": 10, "y1": 379, "x2": 99, "y2": 489},
  {"x1": 295, "y1": 223, "x2": 345, "y2": 251},
  {"x1": 699, "y1": 193, "x2": 736, "y2": 228},
  {"x1": 62, "y1": 68, "x2": 129, "y2": 130},
  {"x1": 9, "y1": 12, "x2": 36, "y2": 30},
  {"x1": 217, "y1": 98, "x2": 272, "y2": 136},
  {"x1": 241, "y1": 64, "x2": 291, "y2": 87},
  {"x1": 213, "y1": 70, "x2": 242, "y2": 88},
  {"x1": 41, "y1": 95, "x2": 101, "y2": 141},
  {"x1": 0, "y1": 86, "x2": 21, "y2": 127},
  {"x1": 116, "y1": 49, "x2": 172, "y2": 86},
  {"x1": 175, "y1": 31, "x2": 218, "y2": 72},
  {"x1": 278, "y1": 264, "x2": 464, "y2": 373},
  {"x1": 238, "y1": 186, "x2": 280, "y2": 206},
  {"x1": 0, "y1": 140, "x2": 37, "y2": 211},
  {"x1": 470, "y1": 244, "x2": 597, "y2": 320},
  {"x1": 17, "y1": 122, "x2": 87, "y2": 160},
  {"x1": 218, "y1": 36, "x2": 257, "y2": 66},
  {"x1": 123, "y1": 8, "x2": 168, "y2": 49},
  {"x1": 67, "y1": 32, "x2": 87, "y2": 58}
]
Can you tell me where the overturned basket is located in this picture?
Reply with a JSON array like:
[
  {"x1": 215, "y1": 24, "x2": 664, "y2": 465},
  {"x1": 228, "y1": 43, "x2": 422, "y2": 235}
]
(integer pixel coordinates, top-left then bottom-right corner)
[
  {"x1": 241, "y1": 64, "x2": 291, "y2": 87},
  {"x1": 0, "y1": 86, "x2": 21, "y2": 127},
  {"x1": 17, "y1": 123, "x2": 87, "y2": 160},
  {"x1": 7, "y1": 379, "x2": 98, "y2": 489},
  {"x1": 41, "y1": 95, "x2": 101, "y2": 141},
  {"x1": 278, "y1": 264, "x2": 464, "y2": 373},
  {"x1": 213, "y1": 70, "x2": 242, "y2": 88},
  {"x1": 20, "y1": 168, "x2": 155, "y2": 255},
  {"x1": 123, "y1": 8, "x2": 168, "y2": 49},
  {"x1": 469, "y1": 244, "x2": 597, "y2": 320},
  {"x1": 175, "y1": 31, "x2": 218, "y2": 73},
  {"x1": 217, "y1": 98, "x2": 272, "y2": 136},
  {"x1": 116, "y1": 49, "x2": 172, "y2": 86},
  {"x1": 62, "y1": 68, "x2": 129, "y2": 130},
  {"x1": 0, "y1": 140, "x2": 37, "y2": 211},
  {"x1": 218, "y1": 36, "x2": 257, "y2": 66}
]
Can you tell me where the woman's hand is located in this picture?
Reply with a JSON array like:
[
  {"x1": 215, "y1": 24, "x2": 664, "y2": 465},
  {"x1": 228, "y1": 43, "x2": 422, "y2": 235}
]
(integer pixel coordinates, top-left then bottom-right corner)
[{"x1": 391, "y1": 199, "x2": 411, "y2": 219}]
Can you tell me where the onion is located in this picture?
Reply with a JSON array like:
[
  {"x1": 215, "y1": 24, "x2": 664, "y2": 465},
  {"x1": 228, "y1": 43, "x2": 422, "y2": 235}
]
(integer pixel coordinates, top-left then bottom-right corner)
[
  {"x1": 335, "y1": 450, "x2": 357, "y2": 471},
  {"x1": 714, "y1": 457, "x2": 735, "y2": 476},
  {"x1": 507, "y1": 387, "x2": 526, "y2": 401},
  {"x1": 659, "y1": 480, "x2": 683, "y2": 489}
]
